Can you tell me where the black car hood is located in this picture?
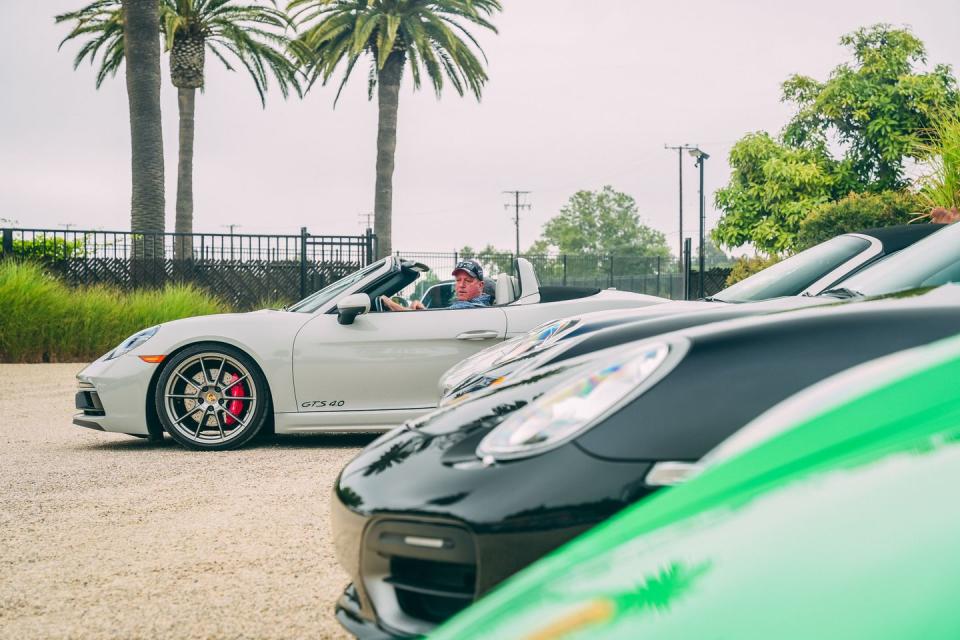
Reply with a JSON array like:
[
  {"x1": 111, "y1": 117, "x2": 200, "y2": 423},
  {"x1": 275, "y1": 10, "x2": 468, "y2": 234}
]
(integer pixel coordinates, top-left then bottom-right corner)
[{"x1": 575, "y1": 291, "x2": 960, "y2": 461}]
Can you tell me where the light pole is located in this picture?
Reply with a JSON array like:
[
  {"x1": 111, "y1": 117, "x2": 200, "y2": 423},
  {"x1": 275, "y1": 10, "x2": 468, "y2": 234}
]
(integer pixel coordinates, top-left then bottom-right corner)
[{"x1": 688, "y1": 147, "x2": 709, "y2": 299}]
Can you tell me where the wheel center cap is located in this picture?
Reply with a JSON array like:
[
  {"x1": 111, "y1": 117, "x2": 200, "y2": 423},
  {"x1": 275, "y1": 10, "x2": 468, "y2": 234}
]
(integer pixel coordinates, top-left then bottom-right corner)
[{"x1": 205, "y1": 391, "x2": 218, "y2": 403}]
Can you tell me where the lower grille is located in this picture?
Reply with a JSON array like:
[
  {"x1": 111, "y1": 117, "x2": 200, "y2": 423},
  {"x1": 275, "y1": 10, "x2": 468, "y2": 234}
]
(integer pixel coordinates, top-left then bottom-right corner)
[
  {"x1": 75, "y1": 389, "x2": 105, "y2": 416},
  {"x1": 389, "y1": 556, "x2": 475, "y2": 623},
  {"x1": 362, "y1": 519, "x2": 477, "y2": 635}
]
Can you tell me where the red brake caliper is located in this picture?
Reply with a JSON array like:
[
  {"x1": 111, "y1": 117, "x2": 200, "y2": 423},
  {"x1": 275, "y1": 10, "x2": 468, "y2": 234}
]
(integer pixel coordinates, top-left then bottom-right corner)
[{"x1": 223, "y1": 373, "x2": 246, "y2": 426}]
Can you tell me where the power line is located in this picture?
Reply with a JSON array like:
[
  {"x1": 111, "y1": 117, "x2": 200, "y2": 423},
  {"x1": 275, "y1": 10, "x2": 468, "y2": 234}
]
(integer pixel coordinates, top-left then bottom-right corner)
[{"x1": 503, "y1": 190, "x2": 531, "y2": 257}]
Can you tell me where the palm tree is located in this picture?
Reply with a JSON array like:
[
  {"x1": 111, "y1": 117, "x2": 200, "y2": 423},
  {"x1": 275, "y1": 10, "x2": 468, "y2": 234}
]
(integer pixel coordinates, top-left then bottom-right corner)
[
  {"x1": 289, "y1": 0, "x2": 502, "y2": 258},
  {"x1": 57, "y1": 0, "x2": 301, "y2": 257},
  {"x1": 57, "y1": 0, "x2": 166, "y2": 239}
]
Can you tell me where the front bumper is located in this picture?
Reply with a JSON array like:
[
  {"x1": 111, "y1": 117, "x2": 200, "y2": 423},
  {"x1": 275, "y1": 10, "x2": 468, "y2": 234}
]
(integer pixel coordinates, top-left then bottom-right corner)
[
  {"x1": 331, "y1": 497, "x2": 593, "y2": 639},
  {"x1": 72, "y1": 354, "x2": 160, "y2": 436}
]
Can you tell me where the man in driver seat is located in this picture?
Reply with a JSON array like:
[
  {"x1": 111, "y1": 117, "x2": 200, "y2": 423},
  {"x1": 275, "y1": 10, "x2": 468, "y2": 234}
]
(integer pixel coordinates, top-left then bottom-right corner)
[{"x1": 381, "y1": 259, "x2": 493, "y2": 310}]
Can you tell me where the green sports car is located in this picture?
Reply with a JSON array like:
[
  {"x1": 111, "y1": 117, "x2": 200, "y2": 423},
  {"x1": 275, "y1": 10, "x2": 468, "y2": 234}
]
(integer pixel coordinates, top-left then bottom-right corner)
[{"x1": 429, "y1": 332, "x2": 960, "y2": 640}]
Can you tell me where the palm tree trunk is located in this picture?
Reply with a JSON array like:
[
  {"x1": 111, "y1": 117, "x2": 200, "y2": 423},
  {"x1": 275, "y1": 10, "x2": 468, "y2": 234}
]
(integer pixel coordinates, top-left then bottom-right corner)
[
  {"x1": 122, "y1": 0, "x2": 165, "y2": 260},
  {"x1": 374, "y1": 51, "x2": 405, "y2": 259},
  {"x1": 174, "y1": 87, "x2": 196, "y2": 260}
]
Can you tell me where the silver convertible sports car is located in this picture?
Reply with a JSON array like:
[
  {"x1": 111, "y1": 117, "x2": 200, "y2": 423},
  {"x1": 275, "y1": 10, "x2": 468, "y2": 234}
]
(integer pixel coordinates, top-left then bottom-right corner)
[{"x1": 73, "y1": 257, "x2": 664, "y2": 450}]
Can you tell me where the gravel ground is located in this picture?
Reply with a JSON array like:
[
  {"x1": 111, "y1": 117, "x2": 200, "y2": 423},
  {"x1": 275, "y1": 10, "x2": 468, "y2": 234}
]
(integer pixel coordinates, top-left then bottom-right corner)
[{"x1": 0, "y1": 363, "x2": 377, "y2": 639}]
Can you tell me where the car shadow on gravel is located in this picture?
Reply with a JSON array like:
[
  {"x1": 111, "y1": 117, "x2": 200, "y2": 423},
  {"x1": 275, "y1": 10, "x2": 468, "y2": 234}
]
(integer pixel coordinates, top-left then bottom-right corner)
[{"x1": 76, "y1": 432, "x2": 381, "y2": 452}]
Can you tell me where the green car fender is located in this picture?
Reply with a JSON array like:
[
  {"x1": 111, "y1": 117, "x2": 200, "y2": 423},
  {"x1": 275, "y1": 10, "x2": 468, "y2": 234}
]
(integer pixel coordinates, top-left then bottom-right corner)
[{"x1": 431, "y1": 333, "x2": 960, "y2": 640}]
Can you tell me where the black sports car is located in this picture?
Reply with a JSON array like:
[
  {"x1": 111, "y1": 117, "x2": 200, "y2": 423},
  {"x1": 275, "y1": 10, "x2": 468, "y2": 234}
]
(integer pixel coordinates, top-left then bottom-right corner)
[
  {"x1": 331, "y1": 286, "x2": 960, "y2": 639},
  {"x1": 440, "y1": 222, "x2": 951, "y2": 401}
]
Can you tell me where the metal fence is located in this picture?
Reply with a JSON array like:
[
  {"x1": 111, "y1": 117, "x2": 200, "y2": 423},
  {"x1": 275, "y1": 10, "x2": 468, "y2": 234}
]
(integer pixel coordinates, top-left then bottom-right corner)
[
  {"x1": 1, "y1": 227, "x2": 375, "y2": 309},
  {"x1": 397, "y1": 251, "x2": 731, "y2": 300},
  {"x1": 1, "y1": 227, "x2": 733, "y2": 307}
]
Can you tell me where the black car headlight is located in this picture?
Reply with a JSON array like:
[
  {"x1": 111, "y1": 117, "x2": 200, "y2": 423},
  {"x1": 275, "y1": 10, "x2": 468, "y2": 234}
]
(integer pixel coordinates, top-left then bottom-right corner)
[
  {"x1": 105, "y1": 326, "x2": 159, "y2": 360},
  {"x1": 477, "y1": 340, "x2": 685, "y2": 461},
  {"x1": 440, "y1": 319, "x2": 582, "y2": 396}
]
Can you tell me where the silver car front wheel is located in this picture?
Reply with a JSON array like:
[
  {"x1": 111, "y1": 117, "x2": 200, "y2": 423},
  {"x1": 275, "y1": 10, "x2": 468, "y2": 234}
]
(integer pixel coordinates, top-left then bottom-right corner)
[{"x1": 155, "y1": 344, "x2": 269, "y2": 450}]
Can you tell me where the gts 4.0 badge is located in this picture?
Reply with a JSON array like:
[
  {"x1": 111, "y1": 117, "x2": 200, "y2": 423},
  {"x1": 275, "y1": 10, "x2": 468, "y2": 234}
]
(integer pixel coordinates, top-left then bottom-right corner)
[{"x1": 301, "y1": 400, "x2": 346, "y2": 408}]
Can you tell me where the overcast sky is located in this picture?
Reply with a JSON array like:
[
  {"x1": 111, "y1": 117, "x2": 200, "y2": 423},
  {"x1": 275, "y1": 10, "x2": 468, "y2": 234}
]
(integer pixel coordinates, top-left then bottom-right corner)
[{"x1": 2, "y1": 0, "x2": 958, "y2": 254}]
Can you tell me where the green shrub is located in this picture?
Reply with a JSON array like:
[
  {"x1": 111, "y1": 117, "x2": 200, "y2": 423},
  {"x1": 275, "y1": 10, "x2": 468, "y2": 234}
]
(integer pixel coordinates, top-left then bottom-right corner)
[
  {"x1": 795, "y1": 190, "x2": 926, "y2": 250},
  {"x1": 725, "y1": 254, "x2": 781, "y2": 287},
  {"x1": 12, "y1": 235, "x2": 86, "y2": 260},
  {"x1": 915, "y1": 107, "x2": 960, "y2": 214},
  {"x1": 0, "y1": 260, "x2": 231, "y2": 363}
]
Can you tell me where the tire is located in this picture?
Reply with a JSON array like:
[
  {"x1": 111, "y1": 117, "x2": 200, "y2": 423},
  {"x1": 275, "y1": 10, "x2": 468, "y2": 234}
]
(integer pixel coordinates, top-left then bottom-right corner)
[{"x1": 154, "y1": 343, "x2": 270, "y2": 451}]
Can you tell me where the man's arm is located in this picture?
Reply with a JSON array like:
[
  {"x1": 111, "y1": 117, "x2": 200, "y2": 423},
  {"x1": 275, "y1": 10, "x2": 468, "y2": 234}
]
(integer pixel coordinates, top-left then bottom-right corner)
[{"x1": 380, "y1": 295, "x2": 425, "y2": 311}]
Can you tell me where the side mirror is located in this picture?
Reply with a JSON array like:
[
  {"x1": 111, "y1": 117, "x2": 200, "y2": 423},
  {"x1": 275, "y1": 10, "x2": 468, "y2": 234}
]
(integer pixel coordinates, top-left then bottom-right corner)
[{"x1": 336, "y1": 293, "x2": 370, "y2": 325}]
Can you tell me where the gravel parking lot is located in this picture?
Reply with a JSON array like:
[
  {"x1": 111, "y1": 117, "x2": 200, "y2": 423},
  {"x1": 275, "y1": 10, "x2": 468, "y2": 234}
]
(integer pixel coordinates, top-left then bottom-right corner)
[{"x1": 0, "y1": 363, "x2": 377, "y2": 639}]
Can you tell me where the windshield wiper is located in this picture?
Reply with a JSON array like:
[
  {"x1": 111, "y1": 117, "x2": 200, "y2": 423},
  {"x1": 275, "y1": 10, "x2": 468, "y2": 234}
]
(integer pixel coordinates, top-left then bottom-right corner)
[{"x1": 819, "y1": 287, "x2": 864, "y2": 299}]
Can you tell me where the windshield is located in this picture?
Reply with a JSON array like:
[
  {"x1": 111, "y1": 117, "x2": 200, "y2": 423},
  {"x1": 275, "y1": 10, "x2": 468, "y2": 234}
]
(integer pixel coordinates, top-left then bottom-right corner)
[
  {"x1": 712, "y1": 235, "x2": 872, "y2": 303},
  {"x1": 286, "y1": 259, "x2": 387, "y2": 313},
  {"x1": 834, "y1": 223, "x2": 959, "y2": 297}
]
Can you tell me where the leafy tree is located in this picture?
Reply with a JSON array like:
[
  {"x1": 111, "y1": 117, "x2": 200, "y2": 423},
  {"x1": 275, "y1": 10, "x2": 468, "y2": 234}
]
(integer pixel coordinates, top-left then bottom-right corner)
[
  {"x1": 782, "y1": 24, "x2": 958, "y2": 191},
  {"x1": 57, "y1": 0, "x2": 300, "y2": 255},
  {"x1": 527, "y1": 186, "x2": 670, "y2": 281},
  {"x1": 713, "y1": 133, "x2": 848, "y2": 253},
  {"x1": 795, "y1": 190, "x2": 926, "y2": 249},
  {"x1": 714, "y1": 25, "x2": 958, "y2": 253},
  {"x1": 532, "y1": 186, "x2": 670, "y2": 257},
  {"x1": 290, "y1": 0, "x2": 502, "y2": 259}
]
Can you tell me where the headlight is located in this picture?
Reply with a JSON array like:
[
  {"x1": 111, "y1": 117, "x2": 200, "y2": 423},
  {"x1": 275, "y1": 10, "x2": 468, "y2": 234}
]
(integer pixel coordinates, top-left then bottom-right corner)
[
  {"x1": 105, "y1": 326, "x2": 159, "y2": 360},
  {"x1": 440, "y1": 319, "x2": 581, "y2": 396},
  {"x1": 494, "y1": 318, "x2": 580, "y2": 364},
  {"x1": 476, "y1": 341, "x2": 675, "y2": 461},
  {"x1": 441, "y1": 336, "x2": 526, "y2": 395}
]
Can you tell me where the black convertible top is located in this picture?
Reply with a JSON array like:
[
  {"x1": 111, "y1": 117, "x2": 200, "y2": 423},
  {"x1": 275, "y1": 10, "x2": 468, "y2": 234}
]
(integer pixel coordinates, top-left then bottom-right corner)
[{"x1": 858, "y1": 223, "x2": 944, "y2": 253}]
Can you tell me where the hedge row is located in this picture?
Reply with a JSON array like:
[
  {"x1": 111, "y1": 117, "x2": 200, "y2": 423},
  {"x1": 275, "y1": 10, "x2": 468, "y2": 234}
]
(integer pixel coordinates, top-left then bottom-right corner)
[{"x1": 0, "y1": 261, "x2": 231, "y2": 363}]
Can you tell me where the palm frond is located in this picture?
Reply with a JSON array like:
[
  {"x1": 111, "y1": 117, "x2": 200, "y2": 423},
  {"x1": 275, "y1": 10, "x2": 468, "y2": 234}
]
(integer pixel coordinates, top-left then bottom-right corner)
[
  {"x1": 290, "y1": 0, "x2": 500, "y2": 103},
  {"x1": 58, "y1": 0, "x2": 301, "y2": 103}
]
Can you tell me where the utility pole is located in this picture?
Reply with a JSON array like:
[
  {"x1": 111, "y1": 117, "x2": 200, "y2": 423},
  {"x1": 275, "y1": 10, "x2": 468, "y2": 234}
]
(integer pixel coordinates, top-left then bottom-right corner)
[
  {"x1": 503, "y1": 190, "x2": 531, "y2": 258},
  {"x1": 221, "y1": 224, "x2": 242, "y2": 235},
  {"x1": 664, "y1": 144, "x2": 697, "y2": 268},
  {"x1": 357, "y1": 212, "x2": 374, "y2": 231}
]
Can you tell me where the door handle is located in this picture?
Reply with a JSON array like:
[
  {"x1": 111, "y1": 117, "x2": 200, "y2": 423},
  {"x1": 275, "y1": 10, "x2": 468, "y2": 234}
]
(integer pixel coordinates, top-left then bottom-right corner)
[{"x1": 456, "y1": 330, "x2": 500, "y2": 341}]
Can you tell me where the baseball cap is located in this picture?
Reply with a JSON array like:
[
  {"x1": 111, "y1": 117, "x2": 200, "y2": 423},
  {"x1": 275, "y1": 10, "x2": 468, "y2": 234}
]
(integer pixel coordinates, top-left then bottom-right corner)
[{"x1": 452, "y1": 259, "x2": 483, "y2": 281}]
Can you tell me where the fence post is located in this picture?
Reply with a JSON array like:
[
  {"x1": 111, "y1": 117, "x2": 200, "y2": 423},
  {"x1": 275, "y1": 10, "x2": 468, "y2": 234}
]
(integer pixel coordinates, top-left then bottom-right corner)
[
  {"x1": 608, "y1": 255, "x2": 614, "y2": 288},
  {"x1": 562, "y1": 254, "x2": 567, "y2": 286},
  {"x1": 299, "y1": 227, "x2": 308, "y2": 300},
  {"x1": 1, "y1": 228, "x2": 12, "y2": 258},
  {"x1": 656, "y1": 256, "x2": 661, "y2": 296},
  {"x1": 364, "y1": 228, "x2": 374, "y2": 265},
  {"x1": 683, "y1": 238, "x2": 692, "y2": 300}
]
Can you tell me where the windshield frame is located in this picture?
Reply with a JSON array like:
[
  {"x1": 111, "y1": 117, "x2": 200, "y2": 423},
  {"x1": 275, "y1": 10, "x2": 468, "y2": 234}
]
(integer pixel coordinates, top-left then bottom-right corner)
[
  {"x1": 286, "y1": 258, "x2": 393, "y2": 314},
  {"x1": 711, "y1": 234, "x2": 881, "y2": 303},
  {"x1": 827, "y1": 223, "x2": 959, "y2": 298}
]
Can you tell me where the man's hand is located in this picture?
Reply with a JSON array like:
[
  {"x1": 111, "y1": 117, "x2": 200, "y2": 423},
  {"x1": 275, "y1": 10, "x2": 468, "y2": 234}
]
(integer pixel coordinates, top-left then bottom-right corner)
[
  {"x1": 380, "y1": 295, "x2": 406, "y2": 311},
  {"x1": 380, "y1": 295, "x2": 424, "y2": 311}
]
